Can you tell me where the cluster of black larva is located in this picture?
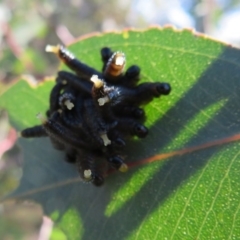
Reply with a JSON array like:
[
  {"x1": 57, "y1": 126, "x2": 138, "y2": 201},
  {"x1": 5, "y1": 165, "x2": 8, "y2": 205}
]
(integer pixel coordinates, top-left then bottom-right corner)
[{"x1": 21, "y1": 45, "x2": 171, "y2": 186}]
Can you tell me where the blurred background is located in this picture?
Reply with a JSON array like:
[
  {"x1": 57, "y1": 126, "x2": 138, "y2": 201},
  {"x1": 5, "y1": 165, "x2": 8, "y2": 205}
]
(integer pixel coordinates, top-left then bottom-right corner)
[{"x1": 0, "y1": 0, "x2": 240, "y2": 239}]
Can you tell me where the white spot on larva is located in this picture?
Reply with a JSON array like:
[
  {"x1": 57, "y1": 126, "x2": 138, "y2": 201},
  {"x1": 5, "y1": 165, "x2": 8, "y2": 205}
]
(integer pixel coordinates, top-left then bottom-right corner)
[
  {"x1": 100, "y1": 133, "x2": 111, "y2": 146},
  {"x1": 115, "y1": 55, "x2": 125, "y2": 66},
  {"x1": 98, "y1": 96, "x2": 110, "y2": 106},
  {"x1": 36, "y1": 113, "x2": 46, "y2": 124},
  {"x1": 64, "y1": 99, "x2": 74, "y2": 110}
]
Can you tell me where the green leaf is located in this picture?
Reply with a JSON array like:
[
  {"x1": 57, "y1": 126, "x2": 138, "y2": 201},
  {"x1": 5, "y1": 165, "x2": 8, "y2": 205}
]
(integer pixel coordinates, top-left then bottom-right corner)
[{"x1": 1, "y1": 27, "x2": 240, "y2": 240}]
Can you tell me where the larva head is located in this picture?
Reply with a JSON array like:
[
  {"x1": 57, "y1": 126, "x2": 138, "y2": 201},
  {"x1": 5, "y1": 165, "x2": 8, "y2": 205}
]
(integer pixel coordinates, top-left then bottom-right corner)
[
  {"x1": 45, "y1": 44, "x2": 75, "y2": 62},
  {"x1": 104, "y1": 51, "x2": 126, "y2": 77}
]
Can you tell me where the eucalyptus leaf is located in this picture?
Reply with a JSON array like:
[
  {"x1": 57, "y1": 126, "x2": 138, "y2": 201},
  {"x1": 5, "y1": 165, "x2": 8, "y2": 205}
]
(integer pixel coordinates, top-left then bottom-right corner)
[{"x1": 1, "y1": 27, "x2": 240, "y2": 240}]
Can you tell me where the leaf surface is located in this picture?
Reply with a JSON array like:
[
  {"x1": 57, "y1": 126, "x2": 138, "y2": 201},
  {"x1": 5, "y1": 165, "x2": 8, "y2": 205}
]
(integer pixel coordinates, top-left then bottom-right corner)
[{"x1": 1, "y1": 27, "x2": 240, "y2": 240}]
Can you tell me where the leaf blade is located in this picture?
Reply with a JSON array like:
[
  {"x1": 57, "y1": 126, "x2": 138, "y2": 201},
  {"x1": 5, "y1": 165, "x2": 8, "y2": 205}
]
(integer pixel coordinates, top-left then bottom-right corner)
[{"x1": 1, "y1": 27, "x2": 240, "y2": 240}]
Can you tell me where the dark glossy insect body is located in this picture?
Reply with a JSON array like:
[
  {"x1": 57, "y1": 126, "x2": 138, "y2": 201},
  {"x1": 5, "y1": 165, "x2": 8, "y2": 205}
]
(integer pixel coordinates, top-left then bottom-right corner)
[{"x1": 21, "y1": 45, "x2": 171, "y2": 186}]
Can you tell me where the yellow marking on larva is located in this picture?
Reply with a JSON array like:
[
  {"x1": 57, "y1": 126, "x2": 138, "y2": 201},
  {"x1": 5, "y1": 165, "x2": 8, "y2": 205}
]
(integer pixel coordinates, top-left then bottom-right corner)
[
  {"x1": 90, "y1": 75, "x2": 104, "y2": 88},
  {"x1": 119, "y1": 163, "x2": 128, "y2": 172},
  {"x1": 45, "y1": 44, "x2": 60, "y2": 54},
  {"x1": 84, "y1": 169, "x2": 92, "y2": 179}
]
